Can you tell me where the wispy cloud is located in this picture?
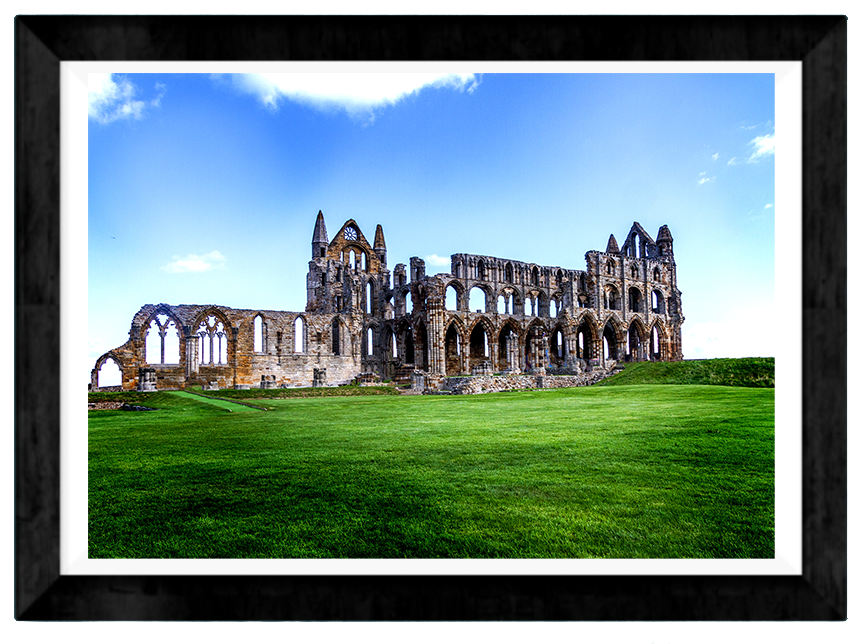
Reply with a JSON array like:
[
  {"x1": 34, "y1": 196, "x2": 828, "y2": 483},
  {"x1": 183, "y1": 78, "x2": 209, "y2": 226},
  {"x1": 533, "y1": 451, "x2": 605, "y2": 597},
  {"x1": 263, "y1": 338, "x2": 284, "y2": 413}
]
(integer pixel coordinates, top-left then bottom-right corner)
[
  {"x1": 747, "y1": 132, "x2": 775, "y2": 163},
  {"x1": 214, "y1": 73, "x2": 481, "y2": 122},
  {"x1": 699, "y1": 171, "x2": 707, "y2": 176},
  {"x1": 425, "y1": 254, "x2": 452, "y2": 267},
  {"x1": 727, "y1": 157, "x2": 738, "y2": 166},
  {"x1": 698, "y1": 176, "x2": 713, "y2": 185},
  {"x1": 162, "y1": 251, "x2": 226, "y2": 273},
  {"x1": 711, "y1": 152, "x2": 719, "y2": 161},
  {"x1": 765, "y1": 203, "x2": 773, "y2": 209},
  {"x1": 89, "y1": 73, "x2": 165, "y2": 124}
]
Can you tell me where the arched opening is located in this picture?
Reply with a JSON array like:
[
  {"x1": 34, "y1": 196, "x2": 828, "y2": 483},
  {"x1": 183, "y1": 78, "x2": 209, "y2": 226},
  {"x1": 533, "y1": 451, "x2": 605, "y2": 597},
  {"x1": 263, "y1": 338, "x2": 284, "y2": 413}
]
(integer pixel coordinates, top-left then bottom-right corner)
[
  {"x1": 469, "y1": 286, "x2": 486, "y2": 313},
  {"x1": 404, "y1": 327, "x2": 414, "y2": 364},
  {"x1": 652, "y1": 290, "x2": 665, "y2": 314},
  {"x1": 497, "y1": 325, "x2": 518, "y2": 372},
  {"x1": 497, "y1": 294, "x2": 508, "y2": 314},
  {"x1": 145, "y1": 314, "x2": 181, "y2": 365},
  {"x1": 628, "y1": 287, "x2": 643, "y2": 313},
  {"x1": 505, "y1": 263, "x2": 514, "y2": 283},
  {"x1": 653, "y1": 267, "x2": 661, "y2": 282},
  {"x1": 390, "y1": 329, "x2": 398, "y2": 358},
  {"x1": 294, "y1": 317, "x2": 305, "y2": 353},
  {"x1": 628, "y1": 321, "x2": 643, "y2": 362},
  {"x1": 606, "y1": 260, "x2": 615, "y2": 275},
  {"x1": 550, "y1": 328, "x2": 565, "y2": 367},
  {"x1": 97, "y1": 357, "x2": 122, "y2": 387},
  {"x1": 524, "y1": 325, "x2": 546, "y2": 372},
  {"x1": 348, "y1": 249, "x2": 357, "y2": 271},
  {"x1": 361, "y1": 251, "x2": 368, "y2": 271},
  {"x1": 603, "y1": 322, "x2": 618, "y2": 361},
  {"x1": 477, "y1": 259, "x2": 486, "y2": 280},
  {"x1": 549, "y1": 299, "x2": 557, "y2": 318},
  {"x1": 469, "y1": 323, "x2": 490, "y2": 370},
  {"x1": 445, "y1": 322, "x2": 462, "y2": 376},
  {"x1": 651, "y1": 325, "x2": 662, "y2": 360},
  {"x1": 532, "y1": 266, "x2": 540, "y2": 286},
  {"x1": 197, "y1": 315, "x2": 228, "y2": 365},
  {"x1": 576, "y1": 319, "x2": 593, "y2": 361},
  {"x1": 366, "y1": 327, "x2": 374, "y2": 356},
  {"x1": 254, "y1": 315, "x2": 264, "y2": 352},
  {"x1": 366, "y1": 281, "x2": 374, "y2": 315},
  {"x1": 605, "y1": 286, "x2": 620, "y2": 310},
  {"x1": 331, "y1": 318, "x2": 341, "y2": 355},
  {"x1": 445, "y1": 284, "x2": 459, "y2": 311},
  {"x1": 417, "y1": 322, "x2": 429, "y2": 371},
  {"x1": 577, "y1": 293, "x2": 589, "y2": 309},
  {"x1": 524, "y1": 295, "x2": 534, "y2": 317}
]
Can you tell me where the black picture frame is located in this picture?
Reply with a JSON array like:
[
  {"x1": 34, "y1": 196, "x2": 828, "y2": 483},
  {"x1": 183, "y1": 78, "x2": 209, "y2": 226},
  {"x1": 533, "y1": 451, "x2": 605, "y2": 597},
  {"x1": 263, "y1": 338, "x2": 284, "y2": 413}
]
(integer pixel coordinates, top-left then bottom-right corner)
[{"x1": 15, "y1": 15, "x2": 846, "y2": 620}]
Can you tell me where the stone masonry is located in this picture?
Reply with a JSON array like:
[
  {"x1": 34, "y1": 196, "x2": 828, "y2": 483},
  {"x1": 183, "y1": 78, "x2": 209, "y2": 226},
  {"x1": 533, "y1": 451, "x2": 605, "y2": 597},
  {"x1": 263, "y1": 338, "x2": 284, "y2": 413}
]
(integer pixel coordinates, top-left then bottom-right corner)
[{"x1": 92, "y1": 212, "x2": 683, "y2": 390}]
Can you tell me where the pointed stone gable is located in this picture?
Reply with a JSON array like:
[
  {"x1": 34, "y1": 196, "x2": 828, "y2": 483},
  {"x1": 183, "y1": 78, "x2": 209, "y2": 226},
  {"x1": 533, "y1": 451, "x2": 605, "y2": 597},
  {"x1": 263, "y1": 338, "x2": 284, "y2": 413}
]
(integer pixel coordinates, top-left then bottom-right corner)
[
  {"x1": 606, "y1": 234, "x2": 620, "y2": 254},
  {"x1": 656, "y1": 225, "x2": 673, "y2": 242},
  {"x1": 374, "y1": 224, "x2": 386, "y2": 250},
  {"x1": 312, "y1": 210, "x2": 328, "y2": 244}
]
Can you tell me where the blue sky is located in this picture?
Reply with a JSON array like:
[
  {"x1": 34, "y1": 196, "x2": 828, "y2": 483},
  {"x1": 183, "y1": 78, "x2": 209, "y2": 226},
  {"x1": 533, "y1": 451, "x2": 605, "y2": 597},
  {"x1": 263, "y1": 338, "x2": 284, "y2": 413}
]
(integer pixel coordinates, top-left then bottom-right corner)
[{"x1": 88, "y1": 71, "x2": 775, "y2": 383}]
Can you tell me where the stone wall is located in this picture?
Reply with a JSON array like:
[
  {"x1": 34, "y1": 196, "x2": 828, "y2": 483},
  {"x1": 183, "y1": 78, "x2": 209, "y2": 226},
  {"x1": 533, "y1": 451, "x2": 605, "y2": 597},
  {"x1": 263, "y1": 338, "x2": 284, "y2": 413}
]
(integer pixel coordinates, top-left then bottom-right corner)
[{"x1": 442, "y1": 370, "x2": 614, "y2": 395}]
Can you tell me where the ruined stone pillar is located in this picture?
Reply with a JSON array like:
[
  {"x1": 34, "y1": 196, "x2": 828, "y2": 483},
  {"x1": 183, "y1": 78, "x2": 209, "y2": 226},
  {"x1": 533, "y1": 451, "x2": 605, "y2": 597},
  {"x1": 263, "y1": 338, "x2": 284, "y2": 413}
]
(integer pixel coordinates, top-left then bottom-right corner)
[
  {"x1": 426, "y1": 295, "x2": 446, "y2": 376},
  {"x1": 185, "y1": 334, "x2": 198, "y2": 377}
]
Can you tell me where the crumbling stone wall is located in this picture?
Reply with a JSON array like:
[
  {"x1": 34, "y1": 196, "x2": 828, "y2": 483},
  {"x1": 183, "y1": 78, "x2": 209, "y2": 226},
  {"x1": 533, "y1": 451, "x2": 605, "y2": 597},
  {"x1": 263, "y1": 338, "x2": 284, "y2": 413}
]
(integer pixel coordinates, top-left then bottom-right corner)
[{"x1": 93, "y1": 213, "x2": 682, "y2": 391}]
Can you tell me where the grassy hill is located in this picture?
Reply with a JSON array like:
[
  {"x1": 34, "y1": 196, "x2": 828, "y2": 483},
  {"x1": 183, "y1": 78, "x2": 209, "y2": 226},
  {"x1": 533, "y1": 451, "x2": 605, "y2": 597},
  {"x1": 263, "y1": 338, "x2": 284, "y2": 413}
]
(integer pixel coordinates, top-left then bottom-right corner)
[
  {"x1": 88, "y1": 384, "x2": 774, "y2": 559},
  {"x1": 598, "y1": 357, "x2": 774, "y2": 388}
]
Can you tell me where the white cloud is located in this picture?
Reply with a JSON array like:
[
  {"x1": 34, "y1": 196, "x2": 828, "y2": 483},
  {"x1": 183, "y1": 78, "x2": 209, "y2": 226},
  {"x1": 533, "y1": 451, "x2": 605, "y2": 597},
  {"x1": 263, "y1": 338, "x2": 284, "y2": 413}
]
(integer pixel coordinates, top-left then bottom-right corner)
[
  {"x1": 698, "y1": 177, "x2": 712, "y2": 185},
  {"x1": 747, "y1": 132, "x2": 775, "y2": 163},
  {"x1": 216, "y1": 72, "x2": 480, "y2": 121},
  {"x1": 711, "y1": 152, "x2": 719, "y2": 161},
  {"x1": 698, "y1": 171, "x2": 706, "y2": 176},
  {"x1": 727, "y1": 157, "x2": 737, "y2": 166},
  {"x1": 765, "y1": 203, "x2": 773, "y2": 209},
  {"x1": 89, "y1": 73, "x2": 165, "y2": 124},
  {"x1": 425, "y1": 254, "x2": 452, "y2": 267},
  {"x1": 162, "y1": 251, "x2": 226, "y2": 273}
]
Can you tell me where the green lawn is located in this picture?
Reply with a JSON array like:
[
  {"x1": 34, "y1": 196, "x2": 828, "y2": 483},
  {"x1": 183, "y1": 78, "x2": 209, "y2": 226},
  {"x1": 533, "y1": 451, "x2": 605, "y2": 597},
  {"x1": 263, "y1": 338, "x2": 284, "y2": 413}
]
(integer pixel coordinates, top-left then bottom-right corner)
[{"x1": 89, "y1": 385, "x2": 774, "y2": 558}]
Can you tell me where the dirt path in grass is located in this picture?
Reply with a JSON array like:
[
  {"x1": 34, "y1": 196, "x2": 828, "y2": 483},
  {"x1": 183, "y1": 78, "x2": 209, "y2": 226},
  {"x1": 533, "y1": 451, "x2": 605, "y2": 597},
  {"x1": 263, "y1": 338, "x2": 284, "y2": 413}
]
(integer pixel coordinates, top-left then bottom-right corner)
[{"x1": 166, "y1": 390, "x2": 263, "y2": 412}]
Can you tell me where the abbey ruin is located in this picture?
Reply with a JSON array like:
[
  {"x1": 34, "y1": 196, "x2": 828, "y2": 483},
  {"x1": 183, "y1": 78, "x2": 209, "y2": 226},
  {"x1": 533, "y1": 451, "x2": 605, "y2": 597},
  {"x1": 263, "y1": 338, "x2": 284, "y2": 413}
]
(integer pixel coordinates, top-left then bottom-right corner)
[{"x1": 92, "y1": 212, "x2": 683, "y2": 392}]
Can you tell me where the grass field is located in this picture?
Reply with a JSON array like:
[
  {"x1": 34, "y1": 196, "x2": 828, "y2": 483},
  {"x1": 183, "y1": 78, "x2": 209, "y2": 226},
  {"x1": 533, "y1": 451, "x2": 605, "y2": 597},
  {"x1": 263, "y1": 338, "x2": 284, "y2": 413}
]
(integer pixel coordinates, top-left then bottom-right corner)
[{"x1": 89, "y1": 382, "x2": 774, "y2": 559}]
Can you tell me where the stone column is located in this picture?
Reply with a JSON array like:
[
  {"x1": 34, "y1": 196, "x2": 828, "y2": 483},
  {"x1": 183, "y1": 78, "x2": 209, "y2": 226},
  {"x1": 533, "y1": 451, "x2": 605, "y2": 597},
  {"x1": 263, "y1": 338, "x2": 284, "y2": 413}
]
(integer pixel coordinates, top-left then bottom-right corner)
[{"x1": 185, "y1": 333, "x2": 198, "y2": 377}]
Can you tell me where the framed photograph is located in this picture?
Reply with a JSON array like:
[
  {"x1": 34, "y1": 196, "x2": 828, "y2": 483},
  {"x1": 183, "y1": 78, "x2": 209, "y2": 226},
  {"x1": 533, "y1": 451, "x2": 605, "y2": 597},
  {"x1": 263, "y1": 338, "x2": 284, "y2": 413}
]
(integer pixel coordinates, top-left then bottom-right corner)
[{"x1": 15, "y1": 15, "x2": 846, "y2": 620}]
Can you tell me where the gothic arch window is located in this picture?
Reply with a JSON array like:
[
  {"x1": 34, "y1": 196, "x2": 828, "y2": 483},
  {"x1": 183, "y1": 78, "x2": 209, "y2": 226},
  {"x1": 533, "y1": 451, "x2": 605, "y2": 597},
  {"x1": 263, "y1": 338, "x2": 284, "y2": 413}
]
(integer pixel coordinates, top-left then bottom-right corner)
[
  {"x1": 469, "y1": 323, "x2": 490, "y2": 359},
  {"x1": 605, "y1": 285, "x2": 620, "y2": 310},
  {"x1": 549, "y1": 298, "x2": 557, "y2": 318},
  {"x1": 197, "y1": 315, "x2": 228, "y2": 365},
  {"x1": 332, "y1": 318, "x2": 341, "y2": 355},
  {"x1": 505, "y1": 263, "x2": 514, "y2": 283},
  {"x1": 631, "y1": 264, "x2": 639, "y2": 279},
  {"x1": 253, "y1": 315, "x2": 265, "y2": 352},
  {"x1": 477, "y1": 259, "x2": 486, "y2": 280},
  {"x1": 145, "y1": 314, "x2": 180, "y2": 364},
  {"x1": 366, "y1": 327, "x2": 374, "y2": 356},
  {"x1": 445, "y1": 284, "x2": 460, "y2": 311},
  {"x1": 628, "y1": 287, "x2": 643, "y2": 313},
  {"x1": 606, "y1": 260, "x2": 615, "y2": 275},
  {"x1": 97, "y1": 356, "x2": 122, "y2": 387},
  {"x1": 294, "y1": 317, "x2": 306, "y2": 353},
  {"x1": 366, "y1": 281, "x2": 374, "y2": 315},
  {"x1": 469, "y1": 286, "x2": 486, "y2": 312},
  {"x1": 653, "y1": 266, "x2": 661, "y2": 282},
  {"x1": 532, "y1": 266, "x2": 540, "y2": 286},
  {"x1": 651, "y1": 290, "x2": 665, "y2": 314}
]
